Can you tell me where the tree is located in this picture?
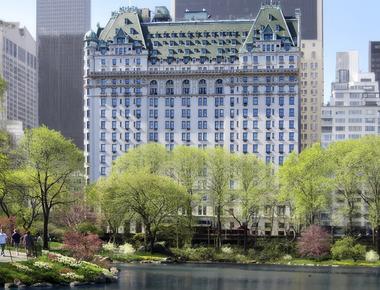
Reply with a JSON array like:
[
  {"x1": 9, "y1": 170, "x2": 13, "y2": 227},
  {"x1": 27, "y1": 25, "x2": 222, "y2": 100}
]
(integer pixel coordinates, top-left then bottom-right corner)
[
  {"x1": 18, "y1": 126, "x2": 83, "y2": 249},
  {"x1": 114, "y1": 171, "x2": 186, "y2": 252},
  {"x1": 231, "y1": 154, "x2": 267, "y2": 251},
  {"x1": 89, "y1": 176, "x2": 134, "y2": 242},
  {"x1": 205, "y1": 147, "x2": 236, "y2": 250},
  {"x1": 63, "y1": 231, "x2": 102, "y2": 261},
  {"x1": 351, "y1": 136, "x2": 380, "y2": 251},
  {"x1": 297, "y1": 225, "x2": 331, "y2": 259},
  {"x1": 113, "y1": 143, "x2": 168, "y2": 175},
  {"x1": 279, "y1": 144, "x2": 333, "y2": 226},
  {"x1": 327, "y1": 140, "x2": 362, "y2": 235},
  {"x1": 0, "y1": 77, "x2": 6, "y2": 115},
  {"x1": 169, "y1": 146, "x2": 205, "y2": 239}
]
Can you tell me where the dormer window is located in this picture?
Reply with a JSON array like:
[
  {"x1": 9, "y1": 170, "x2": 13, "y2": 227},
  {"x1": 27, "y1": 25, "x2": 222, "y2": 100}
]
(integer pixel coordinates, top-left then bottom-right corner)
[{"x1": 276, "y1": 25, "x2": 281, "y2": 32}]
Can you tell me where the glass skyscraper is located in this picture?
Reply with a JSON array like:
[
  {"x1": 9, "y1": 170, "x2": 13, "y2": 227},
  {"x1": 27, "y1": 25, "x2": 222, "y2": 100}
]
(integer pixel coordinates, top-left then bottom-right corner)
[{"x1": 37, "y1": 0, "x2": 91, "y2": 148}]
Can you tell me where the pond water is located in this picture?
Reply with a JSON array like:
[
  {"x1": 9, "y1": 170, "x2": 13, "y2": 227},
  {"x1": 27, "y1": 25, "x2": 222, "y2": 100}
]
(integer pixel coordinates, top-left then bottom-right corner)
[{"x1": 67, "y1": 264, "x2": 380, "y2": 290}]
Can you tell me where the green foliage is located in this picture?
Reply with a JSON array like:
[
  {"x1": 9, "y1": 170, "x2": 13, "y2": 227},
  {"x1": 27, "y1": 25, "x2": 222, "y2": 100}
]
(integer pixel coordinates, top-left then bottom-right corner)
[
  {"x1": 279, "y1": 144, "x2": 333, "y2": 225},
  {"x1": 350, "y1": 136, "x2": 380, "y2": 232},
  {"x1": 365, "y1": 250, "x2": 379, "y2": 262},
  {"x1": 0, "y1": 77, "x2": 6, "y2": 113},
  {"x1": 326, "y1": 140, "x2": 362, "y2": 232},
  {"x1": 76, "y1": 222, "x2": 101, "y2": 235},
  {"x1": 256, "y1": 239, "x2": 296, "y2": 262},
  {"x1": 109, "y1": 171, "x2": 187, "y2": 251},
  {"x1": 112, "y1": 143, "x2": 168, "y2": 175},
  {"x1": 18, "y1": 126, "x2": 84, "y2": 248},
  {"x1": 205, "y1": 147, "x2": 236, "y2": 249},
  {"x1": 0, "y1": 254, "x2": 111, "y2": 286},
  {"x1": 172, "y1": 247, "x2": 216, "y2": 261},
  {"x1": 331, "y1": 237, "x2": 366, "y2": 261}
]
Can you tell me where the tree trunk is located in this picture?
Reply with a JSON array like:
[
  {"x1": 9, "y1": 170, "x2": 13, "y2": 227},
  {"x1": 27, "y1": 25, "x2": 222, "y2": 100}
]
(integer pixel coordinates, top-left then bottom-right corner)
[
  {"x1": 42, "y1": 212, "x2": 50, "y2": 250},
  {"x1": 243, "y1": 222, "x2": 248, "y2": 253},
  {"x1": 216, "y1": 205, "x2": 222, "y2": 250},
  {"x1": 145, "y1": 223, "x2": 155, "y2": 253},
  {"x1": 376, "y1": 226, "x2": 380, "y2": 254},
  {"x1": 348, "y1": 209, "x2": 354, "y2": 236}
]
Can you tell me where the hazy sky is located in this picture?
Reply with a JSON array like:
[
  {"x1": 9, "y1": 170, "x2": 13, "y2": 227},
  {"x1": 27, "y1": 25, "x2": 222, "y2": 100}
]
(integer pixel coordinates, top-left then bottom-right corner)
[{"x1": 1, "y1": 0, "x2": 379, "y2": 102}]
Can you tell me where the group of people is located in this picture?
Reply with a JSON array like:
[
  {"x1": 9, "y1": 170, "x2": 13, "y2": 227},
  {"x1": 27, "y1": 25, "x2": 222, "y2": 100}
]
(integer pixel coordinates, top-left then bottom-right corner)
[{"x1": 0, "y1": 228, "x2": 43, "y2": 258}]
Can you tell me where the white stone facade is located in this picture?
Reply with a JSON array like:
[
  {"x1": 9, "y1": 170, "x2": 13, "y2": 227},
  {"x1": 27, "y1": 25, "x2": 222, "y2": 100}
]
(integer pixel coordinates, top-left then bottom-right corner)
[{"x1": 84, "y1": 6, "x2": 301, "y2": 183}]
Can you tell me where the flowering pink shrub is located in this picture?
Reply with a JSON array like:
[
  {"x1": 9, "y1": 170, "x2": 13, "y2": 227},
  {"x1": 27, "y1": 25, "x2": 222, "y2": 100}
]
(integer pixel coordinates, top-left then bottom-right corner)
[
  {"x1": 297, "y1": 225, "x2": 331, "y2": 258},
  {"x1": 0, "y1": 216, "x2": 16, "y2": 236},
  {"x1": 63, "y1": 231, "x2": 102, "y2": 261}
]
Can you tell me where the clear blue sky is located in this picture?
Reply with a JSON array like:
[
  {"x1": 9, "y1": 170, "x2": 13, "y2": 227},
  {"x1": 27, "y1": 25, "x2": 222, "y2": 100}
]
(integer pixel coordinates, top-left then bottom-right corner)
[{"x1": 1, "y1": 0, "x2": 379, "y2": 102}]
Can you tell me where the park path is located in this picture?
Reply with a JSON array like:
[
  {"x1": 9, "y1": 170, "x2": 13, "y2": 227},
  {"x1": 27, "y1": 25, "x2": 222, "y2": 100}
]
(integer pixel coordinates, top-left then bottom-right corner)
[{"x1": 0, "y1": 251, "x2": 27, "y2": 263}]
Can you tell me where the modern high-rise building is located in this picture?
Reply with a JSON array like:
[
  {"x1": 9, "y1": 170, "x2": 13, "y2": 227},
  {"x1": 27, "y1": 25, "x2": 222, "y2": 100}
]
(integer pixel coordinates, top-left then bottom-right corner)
[
  {"x1": 174, "y1": 0, "x2": 324, "y2": 150},
  {"x1": 37, "y1": 0, "x2": 91, "y2": 148},
  {"x1": 0, "y1": 20, "x2": 38, "y2": 129},
  {"x1": 369, "y1": 41, "x2": 380, "y2": 83},
  {"x1": 84, "y1": 4, "x2": 301, "y2": 182},
  {"x1": 321, "y1": 51, "x2": 380, "y2": 148}
]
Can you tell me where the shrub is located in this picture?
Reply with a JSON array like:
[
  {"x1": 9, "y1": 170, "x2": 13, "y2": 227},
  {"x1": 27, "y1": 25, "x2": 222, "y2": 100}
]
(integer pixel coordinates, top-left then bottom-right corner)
[
  {"x1": 119, "y1": 243, "x2": 135, "y2": 255},
  {"x1": 283, "y1": 254, "x2": 293, "y2": 261},
  {"x1": 63, "y1": 231, "x2": 103, "y2": 261},
  {"x1": 173, "y1": 247, "x2": 215, "y2": 261},
  {"x1": 297, "y1": 225, "x2": 331, "y2": 259},
  {"x1": 331, "y1": 237, "x2": 366, "y2": 261},
  {"x1": 365, "y1": 250, "x2": 379, "y2": 263},
  {"x1": 256, "y1": 239, "x2": 296, "y2": 262},
  {"x1": 77, "y1": 222, "x2": 101, "y2": 235},
  {"x1": 221, "y1": 246, "x2": 233, "y2": 254},
  {"x1": 102, "y1": 242, "x2": 117, "y2": 253}
]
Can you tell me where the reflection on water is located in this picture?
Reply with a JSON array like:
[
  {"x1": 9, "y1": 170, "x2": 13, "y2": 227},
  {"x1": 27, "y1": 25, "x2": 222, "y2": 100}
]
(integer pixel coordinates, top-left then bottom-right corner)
[{"x1": 67, "y1": 264, "x2": 380, "y2": 290}]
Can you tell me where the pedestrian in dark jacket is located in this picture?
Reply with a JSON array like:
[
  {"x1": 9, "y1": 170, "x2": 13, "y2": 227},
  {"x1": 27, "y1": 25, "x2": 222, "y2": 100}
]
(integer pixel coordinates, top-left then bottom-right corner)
[
  {"x1": 23, "y1": 231, "x2": 34, "y2": 257},
  {"x1": 12, "y1": 229, "x2": 21, "y2": 255}
]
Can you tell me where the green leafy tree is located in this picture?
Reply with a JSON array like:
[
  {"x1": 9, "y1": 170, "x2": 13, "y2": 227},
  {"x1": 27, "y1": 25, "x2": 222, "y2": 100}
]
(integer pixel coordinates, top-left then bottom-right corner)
[
  {"x1": 18, "y1": 126, "x2": 83, "y2": 249},
  {"x1": 351, "y1": 136, "x2": 380, "y2": 251},
  {"x1": 327, "y1": 140, "x2": 362, "y2": 235},
  {"x1": 113, "y1": 143, "x2": 168, "y2": 175},
  {"x1": 114, "y1": 171, "x2": 186, "y2": 252},
  {"x1": 205, "y1": 147, "x2": 236, "y2": 250},
  {"x1": 89, "y1": 176, "x2": 134, "y2": 242},
  {"x1": 279, "y1": 144, "x2": 332, "y2": 226},
  {"x1": 0, "y1": 77, "x2": 6, "y2": 115},
  {"x1": 169, "y1": 146, "x2": 205, "y2": 240},
  {"x1": 231, "y1": 154, "x2": 267, "y2": 251}
]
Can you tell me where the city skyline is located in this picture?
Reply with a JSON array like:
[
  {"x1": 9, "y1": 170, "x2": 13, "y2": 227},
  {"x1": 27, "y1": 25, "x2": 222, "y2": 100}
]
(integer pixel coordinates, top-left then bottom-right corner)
[{"x1": 0, "y1": 0, "x2": 379, "y2": 102}]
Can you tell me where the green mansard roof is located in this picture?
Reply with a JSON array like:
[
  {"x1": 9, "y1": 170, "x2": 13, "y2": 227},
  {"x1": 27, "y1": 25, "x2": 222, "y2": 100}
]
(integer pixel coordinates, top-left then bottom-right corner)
[{"x1": 94, "y1": 4, "x2": 299, "y2": 61}]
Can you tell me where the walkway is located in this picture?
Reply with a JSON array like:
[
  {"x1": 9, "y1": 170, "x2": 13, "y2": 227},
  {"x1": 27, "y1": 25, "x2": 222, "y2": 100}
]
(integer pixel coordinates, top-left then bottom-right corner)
[{"x1": 0, "y1": 251, "x2": 28, "y2": 263}]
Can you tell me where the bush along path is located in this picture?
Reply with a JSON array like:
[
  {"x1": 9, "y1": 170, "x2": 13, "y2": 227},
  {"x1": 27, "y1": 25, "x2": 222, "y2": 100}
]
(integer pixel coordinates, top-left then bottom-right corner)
[{"x1": 0, "y1": 252, "x2": 119, "y2": 288}]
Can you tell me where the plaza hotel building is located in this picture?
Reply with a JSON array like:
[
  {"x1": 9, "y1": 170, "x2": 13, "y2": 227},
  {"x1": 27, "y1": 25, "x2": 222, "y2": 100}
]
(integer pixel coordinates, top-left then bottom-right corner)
[{"x1": 84, "y1": 4, "x2": 301, "y2": 184}]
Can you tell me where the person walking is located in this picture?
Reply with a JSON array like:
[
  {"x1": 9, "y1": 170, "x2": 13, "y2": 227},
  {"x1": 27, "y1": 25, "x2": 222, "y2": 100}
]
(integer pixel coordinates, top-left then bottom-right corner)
[
  {"x1": 11, "y1": 229, "x2": 21, "y2": 255},
  {"x1": 23, "y1": 231, "x2": 34, "y2": 257},
  {"x1": 0, "y1": 228, "x2": 7, "y2": 257}
]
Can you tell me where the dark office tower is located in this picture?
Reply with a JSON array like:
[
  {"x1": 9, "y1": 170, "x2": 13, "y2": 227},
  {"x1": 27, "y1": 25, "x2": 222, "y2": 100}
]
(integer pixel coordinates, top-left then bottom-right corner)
[
  {"x1": 37, "y1": 0, "x2": 91, "y2": 148},
  {"x1": 174, "y1": 0, "x2": 324, "y2": 149},
  {"x1": 369, "y1": 41, "x2": 380, "y2": 83}
]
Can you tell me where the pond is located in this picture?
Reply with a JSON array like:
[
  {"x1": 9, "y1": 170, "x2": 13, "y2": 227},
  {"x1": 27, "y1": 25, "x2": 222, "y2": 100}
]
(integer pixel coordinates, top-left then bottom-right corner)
[{"x1": 65, "y1": 264, "x2": 380, "y2": 290}]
